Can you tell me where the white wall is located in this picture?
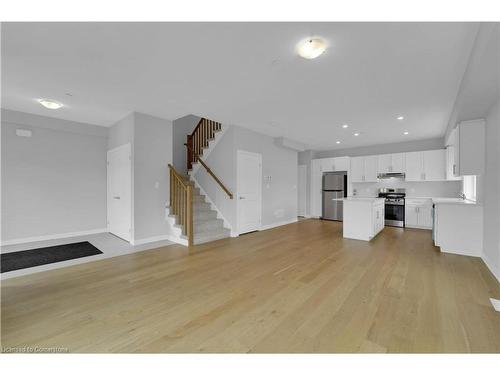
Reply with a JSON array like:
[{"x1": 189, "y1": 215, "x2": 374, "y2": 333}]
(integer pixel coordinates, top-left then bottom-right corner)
[
  {"x1": 482, "y1": 98, "x2": 500, "y2": 279},
  {"x1": 172, "y1": 114, "x2": 200, "y2": 175},
  {"x1": 107, "y1": 112, "x2": 174, "y2": 243},
  {"x1": 133, "y1": 112, "x2": 173, "y2": 241},
  {"x1": 194, "y1": 125, "x2": 298, "y2": 233},
  {"x1": 1, "y1": 109, "x2": 107, "y2": 243}
]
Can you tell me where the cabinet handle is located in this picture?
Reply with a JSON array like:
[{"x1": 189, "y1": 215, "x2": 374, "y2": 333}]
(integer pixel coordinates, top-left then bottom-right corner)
[{"x1": 453, "y1": 164, "x2": 456, "y2": 175}]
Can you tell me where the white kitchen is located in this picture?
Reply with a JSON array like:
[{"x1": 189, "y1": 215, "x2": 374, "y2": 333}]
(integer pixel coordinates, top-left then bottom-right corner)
[{"x1": 303, "y1": 118, "x2": 485, "y2": 258}]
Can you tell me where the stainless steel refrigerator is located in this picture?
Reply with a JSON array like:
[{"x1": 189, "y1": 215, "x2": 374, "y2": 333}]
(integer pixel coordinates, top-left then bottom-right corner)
[{"x1": 322, "y1": 172, "x2": 347, "y2": 221}]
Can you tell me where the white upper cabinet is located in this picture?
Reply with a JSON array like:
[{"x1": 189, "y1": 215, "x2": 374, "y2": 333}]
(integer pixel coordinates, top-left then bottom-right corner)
[
  {"x1": 405, "y1": 150, "x2": 446, "y2": 181},
  {"x1": 404, "y1": 152, "x2": 423, "y2": 181},
  {"x1": 392, "y1": 153, "x2": 405, "y2": 173},
  {"x1": 350, "y1": 156, "x2": 378, "y2": 182},
  {"x1": 350, "y1": 157, "x2": 365, "y2": 182},
  {"x1": 319, "y1": 156, "x2": 350, "y2": 172},
  {"x1": 377, "y1": 153, "x2": 405, "y2": 173},
  {"x1": 451, "y1": 119, "x2": 485, "y2": 176},
  {"x1": 364, "y1": 155, "x2": 378, "y2": 182},
  {"x1": 422, "y1": 149, "x2": 446, "y2": 181},
  {"x1": 378, "y1": 154, "x2": 392, "y2": 173}
]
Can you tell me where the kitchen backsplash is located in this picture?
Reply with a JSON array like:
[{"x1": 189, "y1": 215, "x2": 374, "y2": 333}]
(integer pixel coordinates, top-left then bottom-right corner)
[{"x1": 352, "y1": 180, "x2": 462, "y2": 198}]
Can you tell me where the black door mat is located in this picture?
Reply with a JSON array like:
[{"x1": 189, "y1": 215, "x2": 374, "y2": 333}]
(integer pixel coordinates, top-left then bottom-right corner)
[{"x1": 1, "y1": 241, "x2": 103, "y2": 273}]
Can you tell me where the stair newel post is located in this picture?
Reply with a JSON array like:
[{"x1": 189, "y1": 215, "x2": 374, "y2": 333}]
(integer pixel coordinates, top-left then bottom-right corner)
[
  {"x1": 186, "y1": 184, "x2": 193, "y2": 246},
  {"x1": 186, "y1": 134, "x2": 193, "y2": 171}
]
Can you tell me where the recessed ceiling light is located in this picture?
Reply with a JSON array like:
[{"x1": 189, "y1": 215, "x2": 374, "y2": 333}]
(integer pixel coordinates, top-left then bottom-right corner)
[
  {"x1": 397, "y1": 116, "x2": 404, "y2": 120},
  {"x1": 296, "y1": 37, "x2": 327, "y2": 59},
  {"x1": 354, "y1": 132, "x2": 360, "y2": 137},
  {"x1": 403, "y1": 131, "x2": 409, "y2": 135},
  {"x1": 336, "y1": 141, "x2": 341, "y2": 144},
  {"x1": 38, "y1": 99, "x2": 63, "y2": 110},
  {"x1": 342, "y1": 124, "x2": 349, "y2": 128}
]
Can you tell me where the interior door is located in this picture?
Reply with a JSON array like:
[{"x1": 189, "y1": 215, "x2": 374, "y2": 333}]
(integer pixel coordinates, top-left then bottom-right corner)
[
  {"x1": 298, "y1": 165, "x2": 307, "y2": 217},
  {"x1": 107, "y1": 143, "x2": 132, "y2": 242},
  {"x1": 237, "y1": 150, "x2": 262, "y2": 234}
]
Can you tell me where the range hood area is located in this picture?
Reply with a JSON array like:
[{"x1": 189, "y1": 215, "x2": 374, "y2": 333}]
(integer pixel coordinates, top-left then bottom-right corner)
[{"x1": 377, "y1": 172, "x2": 406, "y2": 180}]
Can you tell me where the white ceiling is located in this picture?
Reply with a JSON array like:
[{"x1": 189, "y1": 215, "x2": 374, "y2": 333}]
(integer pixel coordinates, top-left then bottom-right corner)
[{"x1": 1, "y1": 22, "x2": 479, "y2": 150}]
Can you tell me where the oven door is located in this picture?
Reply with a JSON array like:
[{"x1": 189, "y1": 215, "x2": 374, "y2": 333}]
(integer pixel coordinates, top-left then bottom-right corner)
[{"x1": 384, "y1": 203, "x2": 405, "y2": 227}]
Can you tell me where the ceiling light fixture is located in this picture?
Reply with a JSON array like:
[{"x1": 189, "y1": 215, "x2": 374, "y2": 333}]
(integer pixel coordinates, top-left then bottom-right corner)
[
  {"x1": 354, "y1": 132, "x2": 360, "y2": 137},
  {"x1": 38, "y1": 99, "x2": 63, "y2": 110},
  {"x1": 397, "y1": 116, "x2": 404, "y2": 120},
  {"x1": 342, "y1": 124, "x2": 349, "y2": 128},
  {"x1": 336, "y1": 141, "x2": 341, "y2": 144},
  {"x1": 296, "y1": 37, "x2": 327, "y2": 59},
  {"x1": 403, "y1": 131, "x2": 409, "y2": 135}
]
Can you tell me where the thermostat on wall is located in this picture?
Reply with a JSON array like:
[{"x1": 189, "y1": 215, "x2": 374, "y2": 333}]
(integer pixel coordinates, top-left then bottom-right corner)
[{"x1": 16, "y1": 129, "x2": 32, "y2": 137}]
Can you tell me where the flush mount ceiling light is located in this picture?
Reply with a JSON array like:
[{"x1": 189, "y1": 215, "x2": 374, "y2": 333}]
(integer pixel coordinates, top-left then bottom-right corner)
[
  {"x1": 342, "y1": 124, "x2": 349, "y2": 128},
  {"x1": 397, "y1": 116, "x2": 404, "y2": 120},
  {"x1": 38, "y1": 99, "x2": 63, "y2": 109},
  {"x1": 296, "y1": 37, "x2": 327, "y2": 59},
  {"x1": 336, "y1": 141, "x2": 341, "y2": 144},
  {"x1": 403, "y1": 131, "x2": 409, "y2": 135},
  {"x1": 354, "y1": 132, "x2": 360, "y2": 137}
]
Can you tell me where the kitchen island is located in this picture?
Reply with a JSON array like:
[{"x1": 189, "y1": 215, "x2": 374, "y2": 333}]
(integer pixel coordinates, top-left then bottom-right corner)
[{"x1": 343, "y1": 197, "x2": 385, "y2": 241}]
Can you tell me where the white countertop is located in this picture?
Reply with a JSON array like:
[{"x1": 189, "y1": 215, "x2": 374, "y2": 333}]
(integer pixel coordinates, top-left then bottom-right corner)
[
  {"x1": 431, "y1": 197, "x2": 479, "y2": 205},
  {"x1": 344, "y1": 197, "x2": 385, "y2": 203}
]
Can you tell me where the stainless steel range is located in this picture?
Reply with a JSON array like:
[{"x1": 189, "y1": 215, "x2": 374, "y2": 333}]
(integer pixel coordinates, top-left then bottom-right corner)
[{"x1": 378, "y1": 188, "x2": 405, "y2": 227}]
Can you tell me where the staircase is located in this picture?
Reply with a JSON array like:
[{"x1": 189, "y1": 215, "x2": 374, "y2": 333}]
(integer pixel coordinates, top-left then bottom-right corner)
[
  {"x1": 167, "y1": 118, "x2": 232, "y2": 246},
  {"x1": 170, "y1": 176, "x2": 230, "y2": 245}
]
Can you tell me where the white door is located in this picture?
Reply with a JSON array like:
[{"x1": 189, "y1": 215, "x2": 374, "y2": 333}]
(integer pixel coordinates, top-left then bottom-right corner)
[
  {"x1": 298, "y1": 165, "x2": 307, "y2": 217},
  {"x1": 423, "y1": 149, "x2": 446, "y2": 181},
  {"x1": 364, "y1": 155, "x2": 379, "y2": 182},
  {"x1": 405, "y1": 152, "x2": 423, "y2": 181},
  {"x1": 237, "y1": 150, "x2": 262, "y2": 234},
  {"x1": 350, "y1": 157, "x2": 364, "y2": 182},
  {"x1": 107, "y1": 144, "x2": 132, "y2": 242},
  {"x1": 310, "y1": 159, "x2": 322, "y2": 217}
]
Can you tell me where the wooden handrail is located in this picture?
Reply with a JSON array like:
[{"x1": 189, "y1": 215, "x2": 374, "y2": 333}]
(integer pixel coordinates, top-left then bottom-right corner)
[
  {"x1": 184, "y1": 143, "x2": 233, "y2": 199},
  {"x1": 168, "y1": 164, "x2": 193, "y2": 246}
]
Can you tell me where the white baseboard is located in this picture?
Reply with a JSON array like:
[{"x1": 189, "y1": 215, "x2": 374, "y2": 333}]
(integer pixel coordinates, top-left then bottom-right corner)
[
  {"x1": 482, "y1": 253, "x2": 500, "y2": 283},
  {"x1": 260, "y1": 218, "x2": 298, "y2": 231},
  {"x1": 1, "y1": 228, "x2": 108, "y2": 246},
  {"x1": 131, "y1": 234, "x2": 175, "y2": 246}
]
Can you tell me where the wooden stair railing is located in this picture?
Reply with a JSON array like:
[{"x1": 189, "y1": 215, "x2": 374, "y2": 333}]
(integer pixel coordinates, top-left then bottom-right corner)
[
  {"x1": 186, "y1": 118, "x2": 222, "y2": 171},
  {"x1": 168, "y1": 164, "x2": 193, "y2": 246},
  {"x1": 184, "y1": 142, "x2": 233, "y2": 199}
]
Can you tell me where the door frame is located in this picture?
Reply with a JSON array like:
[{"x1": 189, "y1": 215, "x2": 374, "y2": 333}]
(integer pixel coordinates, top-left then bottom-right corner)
[
  {"x1": 107, "y1": 143, "x2": 132, "y2": 242},
  {"x1": 236, "y1": 149, "x2": 262, "y2": 235},
  {"x1": 297, "y1": 164, "x2": 307, "y2": 217}
]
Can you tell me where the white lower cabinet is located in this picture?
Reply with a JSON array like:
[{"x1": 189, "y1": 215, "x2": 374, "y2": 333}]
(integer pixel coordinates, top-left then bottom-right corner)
[
  {"x1": 405, "y1": 199, "x2": 432, "y2": 229},
  {"x1": 343, "y1": 198, "x2": 385, "y2": 241}
]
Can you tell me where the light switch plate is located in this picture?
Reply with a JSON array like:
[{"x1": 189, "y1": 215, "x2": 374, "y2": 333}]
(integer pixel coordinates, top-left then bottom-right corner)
[{"x1": 16, "y1": 129, "x2": 32, "y2": 137}]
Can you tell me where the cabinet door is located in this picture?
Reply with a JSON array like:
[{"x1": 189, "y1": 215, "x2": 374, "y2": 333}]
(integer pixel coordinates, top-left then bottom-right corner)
[
  {"x1": 423, "y1": 149, "x2": 446, "y2": 181},
  {"x1": 310, "y1": 160, "x2": 322, "y2": 217},
  {"x1": 320, "y1": 158, "x2": 334, "y2": 172},
  {"x1": 350, "y1": 157, "x2": 364, "y2": 182},
  {"x1": 417, "y1": 205, "x2": 433, "y2": 229},
  {"x1": 392, "y1": 153, "x2": 405, "y2": 173},
  {"x1": 405, "y1": 152, "x2": 423, "y2": 181},
  {"x1": 364, "y1": 155, "x2": 379, "y2": 182},
  {"x1": 333, "y1": 156, "x2": 349, "y2": 172},
  {"x1": 378, "y1": 154, "x2": 392, "y2": 173},
  {"x1": 405, "y1": 204, "x2": 419, "y2": 227}
]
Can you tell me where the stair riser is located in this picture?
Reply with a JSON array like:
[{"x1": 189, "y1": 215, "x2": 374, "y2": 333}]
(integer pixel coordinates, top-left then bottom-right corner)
[{"x1": 194, "y1": 220, "x2": 224, "y2": 233}]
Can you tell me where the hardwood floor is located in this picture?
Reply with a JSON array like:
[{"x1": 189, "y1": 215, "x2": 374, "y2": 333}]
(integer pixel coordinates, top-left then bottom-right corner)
[{"x1": 2, "y1": 219, "x2": 500, "y2": 353}]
